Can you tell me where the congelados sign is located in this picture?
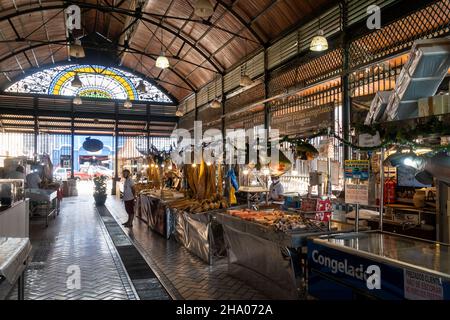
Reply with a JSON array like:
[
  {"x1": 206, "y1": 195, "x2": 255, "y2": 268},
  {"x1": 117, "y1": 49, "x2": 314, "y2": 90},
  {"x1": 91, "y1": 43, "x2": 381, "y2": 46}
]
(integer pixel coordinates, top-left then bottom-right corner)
[{"x1": 311, "y1": 249, "x2": 381, "y2": 290}]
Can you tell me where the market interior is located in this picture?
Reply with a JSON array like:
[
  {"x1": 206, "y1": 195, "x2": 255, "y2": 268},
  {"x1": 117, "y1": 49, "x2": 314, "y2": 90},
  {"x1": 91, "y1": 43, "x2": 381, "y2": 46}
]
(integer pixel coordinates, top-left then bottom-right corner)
[{"x1": 1, "y1": 0, "x2": 450, "y2": 301}]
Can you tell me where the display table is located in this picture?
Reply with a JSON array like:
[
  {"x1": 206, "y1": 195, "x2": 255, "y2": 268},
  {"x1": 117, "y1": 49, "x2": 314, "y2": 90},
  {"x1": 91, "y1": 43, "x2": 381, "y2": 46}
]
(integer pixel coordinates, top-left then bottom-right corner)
[
  {"x1": 172, "y1": 208, "x2": 230, "y2": 265},
  {"x1": 216, "y1": 212, "x2": 355, "y2": 299},
  {"x1": 136, "y1": 194, "x2": 173, "y2": 238},
  {"x1": 0, "y1": 237, "x2": 32, "y2": 300},
  {"x1": 135, "y1": 191, "x2": 184, "y2": 239},
  {"x1": 308, "y1": 231, "x2": 450, "y2": 300},
  {"x1": 26, "y1": 189, "x2": 59, "y2": 227}
]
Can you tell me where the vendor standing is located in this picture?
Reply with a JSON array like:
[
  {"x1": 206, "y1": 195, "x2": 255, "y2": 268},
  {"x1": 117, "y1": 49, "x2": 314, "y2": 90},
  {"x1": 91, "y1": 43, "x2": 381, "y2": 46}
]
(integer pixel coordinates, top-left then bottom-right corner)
[
  {"x1": 26, "y1": 169, "x2": 42, "y2": 189},
  {"x1": 269, "y1": 175, "x2": 284, "y2": 201},
  {"x1": 121, "y1": 169, "x2": 136, "y2": 228}
]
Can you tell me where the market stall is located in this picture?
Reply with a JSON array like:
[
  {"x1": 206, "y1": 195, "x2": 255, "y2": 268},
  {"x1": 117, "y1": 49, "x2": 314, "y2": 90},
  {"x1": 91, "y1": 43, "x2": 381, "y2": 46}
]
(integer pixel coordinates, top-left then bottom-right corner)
[
  {"x1": 217, "y1": 208, "x2": 356, "y2": 299},
  {"x1": 135, "y1": 189, "x2": 184, "y2": 238}
]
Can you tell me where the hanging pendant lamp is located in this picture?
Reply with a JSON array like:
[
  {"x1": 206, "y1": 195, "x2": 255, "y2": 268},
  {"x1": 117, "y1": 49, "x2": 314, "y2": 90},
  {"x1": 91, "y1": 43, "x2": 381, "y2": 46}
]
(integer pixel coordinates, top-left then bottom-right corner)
[
  {"x1": 156, "y1": 28, "x2": 170, "y2": 69},
  {"x1": 310, "y1": 18, "x2": 328, "y2": 52},
  {"x1": 136, "y1": 80, "x2": 147, "y2": 93},
  {"x1": 156, "y1": 51, "x2": 170, "y2": 69},
  {"x1": 73, "y1": 94, "x2": 82, "y2": 105},
  {"x1": 310, "y1": 30, "x2": 328, "y2": 52},
  {"x1": 124, "y1": 97, "x2": 132, "y2": 109},
  {"x1": 210, "y1": 99, "x2": 222, "y2": 109},
  {"x1": 240, "y1": 39, "x2": 253, "y2": 87},
  {"x1": 194, "y1": 0, "x2": 214, "y2": 18},
  {"x1": 69, "y1": 39, "x2": 85, "y2": 58},
  {"x1": 175, "y1": 108, "x2": 184, "y2": 117},
  {"x1": 211, "y1": 75, "x2": 222, "y2": 109},
  {"x1": 71, "y1": 72, "x2": 83, "y2": 88}
]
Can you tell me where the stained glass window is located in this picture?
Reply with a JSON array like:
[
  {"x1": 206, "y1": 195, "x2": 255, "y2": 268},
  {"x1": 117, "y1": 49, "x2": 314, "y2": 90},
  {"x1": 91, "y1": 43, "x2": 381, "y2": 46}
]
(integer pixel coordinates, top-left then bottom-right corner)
[{"x1": 4, "y1": 64, "x2": 173, "y2": 103}]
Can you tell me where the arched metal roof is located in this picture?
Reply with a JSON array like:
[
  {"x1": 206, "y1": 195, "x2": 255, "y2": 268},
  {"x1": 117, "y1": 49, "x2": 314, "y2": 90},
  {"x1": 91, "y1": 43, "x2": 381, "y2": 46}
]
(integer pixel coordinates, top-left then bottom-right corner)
[{"x1": 0, "y1": 0, "x2": 339, "y2": 101}]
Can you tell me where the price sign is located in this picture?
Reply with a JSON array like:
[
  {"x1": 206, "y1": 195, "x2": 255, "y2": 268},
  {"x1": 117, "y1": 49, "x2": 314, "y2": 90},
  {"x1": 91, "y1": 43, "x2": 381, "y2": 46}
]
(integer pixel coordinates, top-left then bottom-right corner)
[
  {"x1": 344, "y1": 160, "x2": 369, "y2": 180},
  {"x1": 345, "y1": 183, "x2": 369, "y2": 205}
]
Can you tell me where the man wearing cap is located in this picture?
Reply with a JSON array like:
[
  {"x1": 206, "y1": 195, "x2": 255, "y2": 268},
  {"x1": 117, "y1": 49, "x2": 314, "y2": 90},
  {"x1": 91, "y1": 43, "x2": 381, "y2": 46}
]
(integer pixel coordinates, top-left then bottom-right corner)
[{"x1": 269, "y1": 175, "x2": 284, "y2": 201}]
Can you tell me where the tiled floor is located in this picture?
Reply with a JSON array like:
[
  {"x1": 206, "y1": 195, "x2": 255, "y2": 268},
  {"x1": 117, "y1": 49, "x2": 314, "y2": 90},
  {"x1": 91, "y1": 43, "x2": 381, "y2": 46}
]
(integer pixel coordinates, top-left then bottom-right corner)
[
  {"x1": 9, "y1": 196, "x2": 137, "y2": 300},
  {"x1": 106, "y1": 197, "x2": 269, "y2": 300}
]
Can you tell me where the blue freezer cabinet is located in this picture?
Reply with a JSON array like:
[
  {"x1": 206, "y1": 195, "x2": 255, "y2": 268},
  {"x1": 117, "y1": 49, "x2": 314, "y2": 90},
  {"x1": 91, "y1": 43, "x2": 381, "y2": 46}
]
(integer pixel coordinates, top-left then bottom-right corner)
[{"x1": 307, "y1": 231, "x2": 450, "y2": 300}]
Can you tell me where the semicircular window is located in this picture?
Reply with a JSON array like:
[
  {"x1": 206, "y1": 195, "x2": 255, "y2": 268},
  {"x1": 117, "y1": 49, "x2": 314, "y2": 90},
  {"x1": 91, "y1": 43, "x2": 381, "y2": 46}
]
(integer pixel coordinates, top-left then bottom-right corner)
[{"x1": 4, "y1": 64, "x2": 173, "y2": 103}]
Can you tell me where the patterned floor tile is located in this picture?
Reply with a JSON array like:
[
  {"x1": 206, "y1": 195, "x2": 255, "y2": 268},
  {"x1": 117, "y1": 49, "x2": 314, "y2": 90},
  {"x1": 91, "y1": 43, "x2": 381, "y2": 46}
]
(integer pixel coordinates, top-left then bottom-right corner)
[
  {"x1": 106, "y1": 197, "x2": 269, "y2": 300},
  {"x1": 7, "y1": 196, "x2": 137, "y2": 300}
]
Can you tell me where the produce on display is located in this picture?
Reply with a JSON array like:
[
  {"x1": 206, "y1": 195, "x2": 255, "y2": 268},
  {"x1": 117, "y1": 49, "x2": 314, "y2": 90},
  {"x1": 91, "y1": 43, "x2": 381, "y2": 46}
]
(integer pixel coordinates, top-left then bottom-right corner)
[
  {"x1": 146, "y1": 157, "x2": 161, "y2": 189},
  {"x1": 140, "y1": 189, "x2": 184, "y2": 201},
  {"x1": 169, "y1": 195, "x2": 228, "y2": 214},
  {"x1": 217, "y1": 163, "x2": 223, "y2": 195},
  {"x1": 226, "y1": 209, "x2": 326, "y2": 232}
]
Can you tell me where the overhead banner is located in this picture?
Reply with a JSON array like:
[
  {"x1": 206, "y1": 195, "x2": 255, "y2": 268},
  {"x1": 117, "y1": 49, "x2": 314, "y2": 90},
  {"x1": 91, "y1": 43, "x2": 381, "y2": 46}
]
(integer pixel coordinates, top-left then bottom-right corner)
[{"x1": 271, "y1": 103, "x2": 334, "y2": 137}]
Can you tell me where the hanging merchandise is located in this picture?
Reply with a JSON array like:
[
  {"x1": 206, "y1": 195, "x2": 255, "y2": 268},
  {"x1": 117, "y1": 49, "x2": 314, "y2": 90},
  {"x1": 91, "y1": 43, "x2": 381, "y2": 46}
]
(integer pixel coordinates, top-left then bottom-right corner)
[
  {"x1": 227, "y1": 168, "x2": 239, "y2": 191},
  {"x1": 384, "y1": 177, "x2": 397, "y2": 204},
  {"x1": 229, "y1": 185, "x2": 237, "y2": 205},
  {"x1": 281, "y1": 115, "x2": 450, "y2": 154}
]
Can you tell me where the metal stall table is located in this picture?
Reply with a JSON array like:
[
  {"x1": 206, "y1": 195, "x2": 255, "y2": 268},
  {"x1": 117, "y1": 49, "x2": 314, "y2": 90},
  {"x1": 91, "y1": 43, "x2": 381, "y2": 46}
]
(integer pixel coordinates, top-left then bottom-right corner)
[
  {"x1": 26, "y1": 189, "x2": 59, "y2": 227},
  {"x1": 0, "y1": 237, "x2": 32, "y2": 300},
  {"x1": 216, "y1": 212, "x2": 355, "y2": 299},
  {"x1": 136, "y1": 194, "x2": 174, "y2": 239},
  {"x1": 172, "y1": 208, "x2": 230, "y2": 265},
  {"x1": 308, "y1": 231, "x2": 450, "y2": 300},
  {"x1": 135, "y1": 191, "x2": 184, "y2": 239}
]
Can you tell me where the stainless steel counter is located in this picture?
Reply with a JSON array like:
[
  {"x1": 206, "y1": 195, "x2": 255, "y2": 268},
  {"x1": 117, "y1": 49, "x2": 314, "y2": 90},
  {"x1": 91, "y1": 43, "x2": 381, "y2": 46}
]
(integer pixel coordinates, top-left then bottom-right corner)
[
  {"x1": 313, "y1": 231, "x2": 450, "y2": 278},
  {"x1": 0, "y1": 237, "x2": 31, "y2": 300}
]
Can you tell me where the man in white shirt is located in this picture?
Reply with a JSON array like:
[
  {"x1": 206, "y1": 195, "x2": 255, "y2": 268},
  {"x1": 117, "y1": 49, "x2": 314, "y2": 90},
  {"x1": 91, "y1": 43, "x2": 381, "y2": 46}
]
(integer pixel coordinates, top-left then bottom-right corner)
[
  {"x1": 269, "y1": 175, "x2": 284, "y2": 201},
  {"x1": 122, "y1": 169, "x2": 136, "y2": 228}
]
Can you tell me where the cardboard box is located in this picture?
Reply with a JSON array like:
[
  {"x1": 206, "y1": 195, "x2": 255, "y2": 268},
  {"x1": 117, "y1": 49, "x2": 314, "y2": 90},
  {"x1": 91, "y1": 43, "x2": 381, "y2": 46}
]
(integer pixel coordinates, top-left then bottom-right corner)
[{"x1": 418, "y1": 95, "x2": 450, "y2": 117}]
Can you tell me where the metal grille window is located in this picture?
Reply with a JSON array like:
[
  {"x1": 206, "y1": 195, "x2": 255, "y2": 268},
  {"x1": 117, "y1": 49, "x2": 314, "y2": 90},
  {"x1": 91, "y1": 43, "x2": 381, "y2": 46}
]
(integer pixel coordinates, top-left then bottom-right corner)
[
  {"x1": 349, "y1": 54, "x2": 407, "y2": 97},
  {"x1": 349, "y1": 0, "x2": 450, "y2": 69},
  {"x1": 268, "y1": 49, "x2": 343, "y2": 97},
  {"x1": 225, "y1": 82, "x2": 266, "y2": 114},
  {"x1": 0, "y1": 132, "x2": 34, "y2": 161}
]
